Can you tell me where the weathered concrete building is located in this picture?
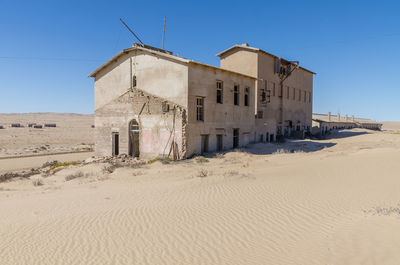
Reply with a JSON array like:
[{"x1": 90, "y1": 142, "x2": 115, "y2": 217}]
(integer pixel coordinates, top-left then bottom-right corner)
[
  {"x1": 312, "y1": 112, "x2": 382, "y2": 136},
  {"x1": 218, "y1": 43, "x2": 314, "y2": 141},
  {"x1": 90, "y1": 43, "x2": 314, "y2": 158},
  {"x1": 90, "y1": 44, "x2": 256, "y2": 158}
]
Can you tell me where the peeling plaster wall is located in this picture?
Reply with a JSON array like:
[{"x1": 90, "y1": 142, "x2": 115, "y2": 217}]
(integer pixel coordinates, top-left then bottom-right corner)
[
  {"x1": 186, "y1": 64, "x2": 256, "y2": 156},
  {"x1": 95, "y1": 89, "x2": 185, "y2": 158}
]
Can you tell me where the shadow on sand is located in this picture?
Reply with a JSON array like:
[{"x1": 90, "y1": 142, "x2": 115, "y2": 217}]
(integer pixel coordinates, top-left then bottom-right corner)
[
  {"x1": 321, "y1": 130, "x2": 370, "y2": 140},
  {"x1": 237, "y1": 140, "x2": 336, "y2": 156}
]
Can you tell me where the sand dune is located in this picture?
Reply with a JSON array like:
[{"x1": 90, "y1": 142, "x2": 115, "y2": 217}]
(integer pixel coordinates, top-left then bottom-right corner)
[{"x1": 1, "y1": 128, "x2": 400, "y2": 264}]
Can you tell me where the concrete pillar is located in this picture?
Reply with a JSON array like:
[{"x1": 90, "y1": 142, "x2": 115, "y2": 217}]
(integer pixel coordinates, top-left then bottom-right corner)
[
  {"x1": 337, "y1": 113, "x2": 341, "y2": 121},
  {"x1": 352, "y1": 115, "x2": 355, "y2": 122},
  {"x1": 328, "y1": 112, "x2": 331, "y2": 121},
  {"x1": 345, "y1": 114, "x2": 348, "y2": 121}
]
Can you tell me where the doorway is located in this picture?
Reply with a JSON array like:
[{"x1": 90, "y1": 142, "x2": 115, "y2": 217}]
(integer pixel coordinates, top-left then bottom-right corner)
[
  {"x1": 201, "y1": 135, "x2": 209, "y2": 154},
  {"x1": 129, "y1": 119, "x2": 140, "y2": 157},
  {"x1": 233, "y1": 128, "x2": 239, "y2": 148},
  {"x1": 216, "y1": 134, "x2": 223, "y2": 152},
  {"x1": 112, "y1": 132, "x2": 119, "y2": 156}
]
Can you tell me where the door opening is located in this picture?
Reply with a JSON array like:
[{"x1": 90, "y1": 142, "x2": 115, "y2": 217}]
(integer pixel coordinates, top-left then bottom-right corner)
[
  {"x1": 216, "y1": 134, "x2": 223, "y2": 152},
  {"x1": 112, "y1": 132, "x2": 119, "y2": 156},
  {"x1": 129, "y1": 120, "x2": 140, "y2": 157},
  {"x1": 201, "y1": 135, "x2": 209, "y2": 154},
  {"x1": 233, "y1": 129, "x2": 239, "y2": 148}
]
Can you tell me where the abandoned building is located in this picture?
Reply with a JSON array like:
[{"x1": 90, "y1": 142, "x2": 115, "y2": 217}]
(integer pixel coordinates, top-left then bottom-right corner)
[
  {"x1": 89, "y1": 43, "x2": 314, "y2": 158},
  {"x1": 312, "y1": 112, "x2": 382, "y2": 136}
]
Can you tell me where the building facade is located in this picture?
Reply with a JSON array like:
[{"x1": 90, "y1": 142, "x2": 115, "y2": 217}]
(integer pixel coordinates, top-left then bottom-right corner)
[
  {"x1": 90, "y1": 43, "x2": 314, "y2": 159},
  {"x1": 217, "y1": 43, "x2": 314, "y2": 142},
  {"x1": 312, "y1": 112, "x2": 382, "y2": 136}
]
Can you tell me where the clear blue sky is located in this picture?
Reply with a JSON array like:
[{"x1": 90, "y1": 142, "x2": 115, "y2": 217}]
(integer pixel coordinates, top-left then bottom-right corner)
[{"x1": 1, "y1": 0, "x2": 399, "y2": 121}]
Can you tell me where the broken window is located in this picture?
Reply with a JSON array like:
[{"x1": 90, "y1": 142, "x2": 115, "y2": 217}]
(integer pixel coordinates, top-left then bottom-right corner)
[
  {"x1": 216, "y1": 81, "x2": 223, "y2": 104},
  {"x1": 196, "y1": 97, "x2": 204, "y2": 121},
  {"x1": 234, "y1": 84, "x2": 239, "y2": 105},
  {"x1": 244, "y1": 87, "x2": 249, "y2": 106}
]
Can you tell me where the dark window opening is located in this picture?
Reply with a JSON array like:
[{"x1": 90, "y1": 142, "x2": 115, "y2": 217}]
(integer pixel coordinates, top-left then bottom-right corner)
[
  {"x1": 133, "y1": 75, "x2": 137, "y2": 87},
  {"x1": 216, "y1": 81, "x2": 223, "y2": 104},
  {"x1": 234, "y1": 84, "x2": 239, "y2": 105},
  {"x1": 244, "y1": 87, "x2": 249, "y2": 106}
]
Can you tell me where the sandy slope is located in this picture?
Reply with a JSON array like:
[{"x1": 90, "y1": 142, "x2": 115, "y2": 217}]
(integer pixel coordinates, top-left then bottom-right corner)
[{"x1": 1, "y1": 129, "x2": 400, "y2": 265}]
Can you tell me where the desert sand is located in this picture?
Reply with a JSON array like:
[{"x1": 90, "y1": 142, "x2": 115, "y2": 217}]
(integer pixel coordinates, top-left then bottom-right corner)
[
  {"x1": 0, "y1": 113, "x2": 93, "y2": 157},
  {"x1": 1, "y1": 128, "x2": 400, "y2": 265}
]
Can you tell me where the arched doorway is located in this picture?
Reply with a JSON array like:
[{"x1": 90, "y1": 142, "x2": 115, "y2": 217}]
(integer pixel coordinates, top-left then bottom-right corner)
[{"x1": 129, "y1": 119, "x2": 140, "y2": 157}]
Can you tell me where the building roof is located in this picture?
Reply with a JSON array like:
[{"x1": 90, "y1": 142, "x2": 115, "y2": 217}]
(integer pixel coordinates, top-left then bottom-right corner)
[
  {"x1": 216, "y1": 44, "x2": 316, "y2": 75},
  {"x1": 88, "y1": 44, "x2": 256, "y2": 80},
  {"x1": 312, "y1": 113, "x2": 382, "y2": 125}
]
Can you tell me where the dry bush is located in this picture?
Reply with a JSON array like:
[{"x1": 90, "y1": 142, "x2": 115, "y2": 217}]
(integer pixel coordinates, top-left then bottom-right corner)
[
  {"x1": 32, "y1": 177, "x2": 44, "y2": 186},
  {"x1": 65, "y1": 171, "x2": 84, "y2": 181},
  {"x1": 195, "y1": 156, "x2": 209, "y2": 163},
  {"x1": 223, "y1": 170, "x2": 239, "y2": 177},
  {"x1": 196, "y1": 168, "x2": 209, "y2": 178},
  {"x1": 213, "y1": 153, "x2": 225, "y2": 159}
]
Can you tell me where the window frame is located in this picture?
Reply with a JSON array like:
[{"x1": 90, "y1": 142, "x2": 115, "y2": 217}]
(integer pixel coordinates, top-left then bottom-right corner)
[
  {"x1": 196, "y1": 97, "x2": 204, "y2": 121},
  {"x1": 216, "y1": 80, "x2": 223, "y2": 104},
  {"x1": 244, "y1": 87, "x2": 250, "y2": 106},
  {"x1": 234, "y1": 84, "x2": 240, "y2": 106}
]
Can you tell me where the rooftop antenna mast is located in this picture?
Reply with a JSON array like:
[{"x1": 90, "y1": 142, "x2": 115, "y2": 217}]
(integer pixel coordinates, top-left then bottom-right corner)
[
  {"x1": 119, "y1": 18, "x2": 144, "y2": 46},
  {"x1": 162, "y1": 16, "x2": 166, "y2": 49}
]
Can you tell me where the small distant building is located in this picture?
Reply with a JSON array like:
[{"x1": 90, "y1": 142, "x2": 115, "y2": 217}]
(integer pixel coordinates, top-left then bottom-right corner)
[{"x1": 312, "y1": 112, "x2": 382, "y2": 136}]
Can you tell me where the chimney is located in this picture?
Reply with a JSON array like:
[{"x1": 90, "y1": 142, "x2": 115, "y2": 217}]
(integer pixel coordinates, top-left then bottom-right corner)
[
  {"x1": 328, "y1": 112, "x2": 331, "y2": 121},
  {"x1": 337, "y1": 113, "x2": 341, "y2": 121},
  {"x1": 352, "y1": 115, "x2": 355, "y2": 122},
  {"x1": 345, "y1": 114, "x2": 348, "y2": 121}
]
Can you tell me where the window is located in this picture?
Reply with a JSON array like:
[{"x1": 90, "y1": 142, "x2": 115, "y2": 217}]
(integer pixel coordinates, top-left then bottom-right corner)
[
  {"x1": 298, "y1": 89, "x2": 301, "y2": 101},
  {"x1": 244, "y1": 87, "x2": 249, "y2": 106},
  {"x1": 196, "y1": 97, "x2": 204, "y2": 121},
  {"x1": 216, "y1": 81, "x2": 223, "y2": 104},
  {"x1": 309, "y1": 92, "x2": 312, "y2": 103},
  {"x1": 234, "y1": 84, "x2": 239, "y2": 105},
  {"x1": 304, "y1": 91, "x2": 306, "y2": 102},
  {"x1": 162, "y1": 101, "x2": 169, "y2": 113},
  {"x1": 133, "y1": 75, "x2": 137, "y2": 87},
  {"x1": 257, "y1": 110, "x2": 263, "y2": 119},
  {"x1": 292, "y1": 87, "x2": 296, "y2": 100}
]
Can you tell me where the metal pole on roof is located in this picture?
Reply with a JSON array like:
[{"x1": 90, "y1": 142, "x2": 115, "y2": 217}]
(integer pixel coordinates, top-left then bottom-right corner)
[
  {"x1": 120, "y1": 18, "x2": 144, "y2": 46},
  {"x1": 162, "y1": 16, "x2": 166, "y2": 49}
]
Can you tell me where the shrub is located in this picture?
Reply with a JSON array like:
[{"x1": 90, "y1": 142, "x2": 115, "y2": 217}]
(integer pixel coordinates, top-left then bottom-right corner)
[
  {"x1": 65, "y1": 171, "x2": 84, "y2": 181},
  {"x1": 32, "y1": 177, "x2": 44, "y2": 186},
  {"x1": 196, "y1": 169, "x2": 209, "y2": 178}
]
